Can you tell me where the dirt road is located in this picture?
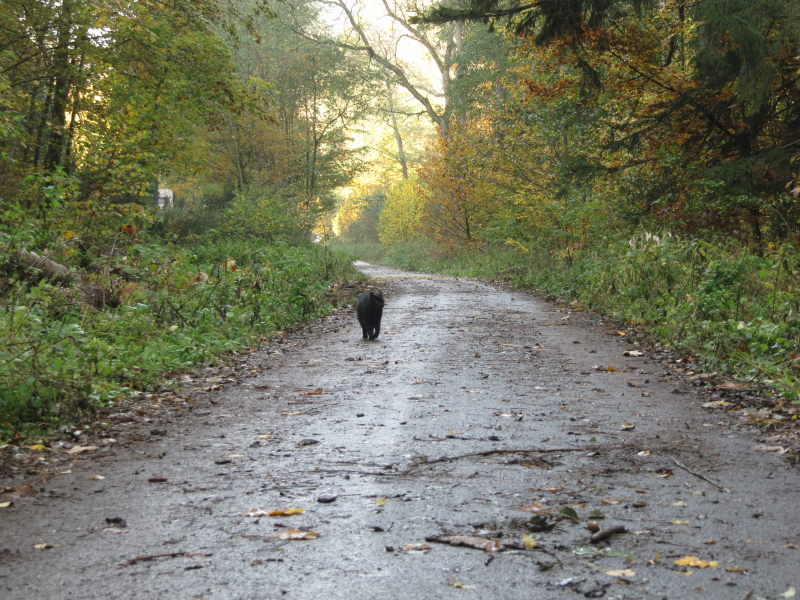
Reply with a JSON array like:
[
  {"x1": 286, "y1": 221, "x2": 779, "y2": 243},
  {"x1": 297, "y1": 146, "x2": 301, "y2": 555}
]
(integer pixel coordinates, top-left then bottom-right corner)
[{"x1": 1, "y1": 263, "x2": 798, "y2": 599}]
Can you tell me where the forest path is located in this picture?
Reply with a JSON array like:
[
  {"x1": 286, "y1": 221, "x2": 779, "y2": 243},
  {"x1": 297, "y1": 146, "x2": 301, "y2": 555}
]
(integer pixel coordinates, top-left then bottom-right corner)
[{"x1": 1, "y1": 262, "x2": 798, "y2": 599}]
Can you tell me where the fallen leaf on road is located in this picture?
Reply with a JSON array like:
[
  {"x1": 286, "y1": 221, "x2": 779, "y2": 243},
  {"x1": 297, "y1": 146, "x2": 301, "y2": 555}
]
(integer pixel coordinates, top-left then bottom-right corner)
[
  {"x1": 0, "y1": 501, "x2": 12, "y2": 508},
  {"x1": 622, "y1": 350, "x2": 644, "y2": 357},
  {"x1": 34, "y1": 543, "x2": 54, "y2": 550},
  {"x1": 755, "y1": 445, "x2": 789, "y2": 454},
  {"x1": 298, "y1": 388, "x2": 324, "y2": 395},
  {"x1": 447, "y1": 579, "x2": 474, "y2": 589},
  {"x1": 376, "y1": 497, "x2": 387, "y2": 506},
  {"x1": 674, "y1": 556, "x2": 718, "y2": 568},
  {"x1": 282, "y1": 410, "x2": 309, "y2": 416},
  {"x1": 560, "y1": 507, "x2": 579, "y2": 521},
  {"x1": 725, "y1": 566, "x2": 748, "y2": 574},
  {"x1": 671, "y1": 520, "x2": 690, "y2": 525},
  {"x1": 224, "y1": 453, "x2": 244, "y2": 458},
  {"x1": 702, "y1": 400, "x2": 732, "y2": 409},
  {"x1": 521, "y1": 534, "x2": 537, "y2": 549},
  {"x1": 599, "y1": 498, "x2": 622, "y2": 505},
  {"x1": 257, "y1": 434, "x2": 273, "y2": 440},
  {"x1": 276, "y1": 529, "x2": 319, "y2": 540},
  {"x1": 90, "y1": 475, "x2": 105, "y2": 481},
  {"x1": 67, "y1": 445, "x2": 98, "y2": 455},
  {"x1": 28, "y1": 444, "x2": 45, "y2": 451},
  {"x1": 606, "y1": 569, "x2": 635, "y2": 578},
  {"x1": 402, "y1": 543, "x2": 432, "y2": 553},
  {"x1": 620, "y1": 423, "x2": 635, "y2": 431},
  {"x1": 520, "y1": 503, "x2": 548, "y2": 513},
  {"x1": 265, "y1": 508, "x2": 305, "y2": 517},
  {"x1": 779, "y1": 587, "x2": 796, "y2": 598}
]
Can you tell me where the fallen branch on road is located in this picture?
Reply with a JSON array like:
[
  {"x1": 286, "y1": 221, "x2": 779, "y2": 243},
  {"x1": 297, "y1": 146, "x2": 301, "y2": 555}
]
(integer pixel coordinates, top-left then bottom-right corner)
[
  {"x1": 669, "y1": 456, "x2": 728, "y2": 492},
  {"x1": 426, "y1": 534, "x2": 563, "y2": 565},
  {"x1": 588, "y1": 525, "x2": 627, "y2": 544}
]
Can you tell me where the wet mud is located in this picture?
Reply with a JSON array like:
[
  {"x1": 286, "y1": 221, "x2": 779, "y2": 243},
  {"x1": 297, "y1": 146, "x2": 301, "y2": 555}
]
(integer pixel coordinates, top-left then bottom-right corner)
[{"x1": 1, "y1": 263, "x2": 798, "y2": 599}]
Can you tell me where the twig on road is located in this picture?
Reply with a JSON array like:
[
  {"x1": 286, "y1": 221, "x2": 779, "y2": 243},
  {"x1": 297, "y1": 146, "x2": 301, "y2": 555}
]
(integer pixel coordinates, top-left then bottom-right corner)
[
  {"x1": 589, "y1": 525, "x2": 627, "y2": 544},
  {"x1": 669, "y1": 456, "x2": 729, "y2": 492},
  {"x1": 119, "y1": 551, "x2": 212, "y2": 567},
  {"x1": 426, "y1": 534, "x2": 563, "y2": 566}
]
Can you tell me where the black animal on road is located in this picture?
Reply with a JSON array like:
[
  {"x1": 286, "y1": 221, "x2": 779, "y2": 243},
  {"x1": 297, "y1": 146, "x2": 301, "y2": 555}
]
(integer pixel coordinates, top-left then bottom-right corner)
[{"x1": 356, "y1": 291, "x2": 384, "y2": 340}]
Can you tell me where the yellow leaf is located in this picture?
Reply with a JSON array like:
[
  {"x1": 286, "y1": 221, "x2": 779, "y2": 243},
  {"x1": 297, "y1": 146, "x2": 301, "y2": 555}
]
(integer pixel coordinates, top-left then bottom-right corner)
[
  {"x1": 63, "y1": 231, "x2": 75, "y2": 239},
  {"x1": 671, "y1": 519, "x2": 690, "y2": 525},
  {"x1": 0, "y1": 501, "x2": 12, "y2": 508},
  {"x1": 276, "y1": 528, "x2": 319, "y2": 540},
  {"x1": 28, "y1": 444, "x2": 45, "y2": 451},
  {"x1": 674, "y1": 556, "x2": 719, "y2": 568},
  {"x1": 521, "y1": 533, "x2": 537, "y2": 549},
  {"x1": 376, "y1": 497, "x2": 387, "y2": 506},
  {"x1": 67, "y1": 445, "x2": 98, "y2": 455},
  {"x1": 725, "y1": 567, "x2": 747, "y2": 574},
  {"x1": 267, "y1": 507, "x2": 305, "y2": 516},
  {"x1": 606, "y1": 569, "x2": 636, "y2": 578}
]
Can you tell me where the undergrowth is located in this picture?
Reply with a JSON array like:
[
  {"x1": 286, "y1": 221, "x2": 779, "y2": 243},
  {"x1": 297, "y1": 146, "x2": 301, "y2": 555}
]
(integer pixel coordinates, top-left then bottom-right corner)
[{"x1": 0, "y1": 239, "x2": 359, "y2": 442}]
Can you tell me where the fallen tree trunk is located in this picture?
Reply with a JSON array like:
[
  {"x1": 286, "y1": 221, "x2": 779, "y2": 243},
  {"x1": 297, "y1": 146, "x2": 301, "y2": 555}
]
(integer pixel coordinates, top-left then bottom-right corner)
[
  {"x1": 5, "y1": 247, "x2": 118, "y2": 309},
  {"x1": 11, "y1": 248, "x2": 78, "y2": 286}
]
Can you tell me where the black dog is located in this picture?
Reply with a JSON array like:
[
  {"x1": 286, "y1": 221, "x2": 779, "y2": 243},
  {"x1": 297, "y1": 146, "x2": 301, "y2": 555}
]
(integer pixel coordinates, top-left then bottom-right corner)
[{"x1": 356, "y1": 291, "x2": 384, "y2": 340}]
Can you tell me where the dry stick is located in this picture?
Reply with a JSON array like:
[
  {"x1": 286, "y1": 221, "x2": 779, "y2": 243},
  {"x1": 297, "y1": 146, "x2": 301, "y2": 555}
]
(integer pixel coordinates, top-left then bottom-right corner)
[
  {"x1": 669, "y1": 456, "x2": 729, "y2": 492},
  {"x1": 589, "y1": 525, "x2": 627, "y2": 545},
  {"x1": 119, "y1": 551, "x2": 210, "y2": 567}
]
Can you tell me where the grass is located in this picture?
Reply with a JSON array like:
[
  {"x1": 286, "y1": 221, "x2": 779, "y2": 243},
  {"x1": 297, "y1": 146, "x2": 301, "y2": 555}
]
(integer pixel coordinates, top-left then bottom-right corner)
[{"x1": 0, "y1": 238, "x2": 362, "y2": 442}]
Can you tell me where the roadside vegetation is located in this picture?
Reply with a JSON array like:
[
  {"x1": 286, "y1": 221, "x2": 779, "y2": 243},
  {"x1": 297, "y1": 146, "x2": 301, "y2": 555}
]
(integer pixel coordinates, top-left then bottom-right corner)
[{"x1": 0, "y1": 0, "x2": 366, "y2": 442}]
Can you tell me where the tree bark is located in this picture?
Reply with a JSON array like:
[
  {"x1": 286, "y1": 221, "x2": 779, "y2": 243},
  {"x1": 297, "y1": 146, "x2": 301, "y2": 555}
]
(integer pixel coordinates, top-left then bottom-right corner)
[{"x1": 386, "y1": 85, "x2": 409, "y2": 179}]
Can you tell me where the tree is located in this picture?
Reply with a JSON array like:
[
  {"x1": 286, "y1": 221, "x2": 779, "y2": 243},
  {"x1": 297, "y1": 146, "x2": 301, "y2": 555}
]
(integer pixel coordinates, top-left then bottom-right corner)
[{"x1": 378, "y1": 174, "x2": 425, "y2": 243}]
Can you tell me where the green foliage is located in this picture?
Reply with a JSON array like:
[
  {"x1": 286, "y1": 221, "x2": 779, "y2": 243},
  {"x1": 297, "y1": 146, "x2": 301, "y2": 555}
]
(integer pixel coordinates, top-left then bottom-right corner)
[
  {"x1": 0, "y1": 239, "x2": 357, "y2": 441},
  {"x1": 222, "y1": 190, "x2": 310, "y2": 242}
]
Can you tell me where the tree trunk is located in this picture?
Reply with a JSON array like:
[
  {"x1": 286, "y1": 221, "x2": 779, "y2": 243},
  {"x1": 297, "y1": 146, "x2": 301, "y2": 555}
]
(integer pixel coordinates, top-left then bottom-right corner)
[{"x1": 387, "y1": 85, "x2": 409, "y2": 179}]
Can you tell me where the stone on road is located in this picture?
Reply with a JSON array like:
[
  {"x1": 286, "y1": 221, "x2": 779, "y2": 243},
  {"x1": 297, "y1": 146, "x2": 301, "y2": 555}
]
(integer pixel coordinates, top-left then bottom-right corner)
[{"x1": 1, "y1": 263, "x2": 798, "y2": 599}]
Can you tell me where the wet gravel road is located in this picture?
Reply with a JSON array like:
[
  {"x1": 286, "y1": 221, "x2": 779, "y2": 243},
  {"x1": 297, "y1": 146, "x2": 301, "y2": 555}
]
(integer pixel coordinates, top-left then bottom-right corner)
[{"x1": 1, "y1": 262, "x2": 799, "y2": 599}]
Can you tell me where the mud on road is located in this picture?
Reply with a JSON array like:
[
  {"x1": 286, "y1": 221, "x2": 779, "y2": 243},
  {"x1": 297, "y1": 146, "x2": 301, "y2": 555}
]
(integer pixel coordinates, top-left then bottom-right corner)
[{"x1": 1, "y1": 262, "x2": 798, "y2": 599}]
